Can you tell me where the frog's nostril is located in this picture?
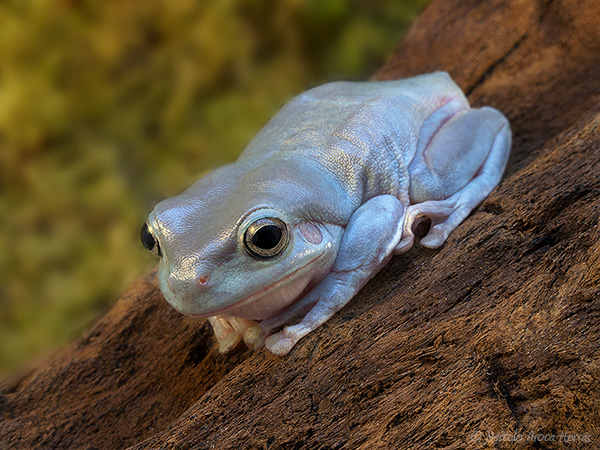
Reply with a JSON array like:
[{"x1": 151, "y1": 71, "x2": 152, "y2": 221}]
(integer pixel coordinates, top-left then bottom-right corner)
[{"x1": 167, "y1": 272, "x2": 210, "y2": 293}]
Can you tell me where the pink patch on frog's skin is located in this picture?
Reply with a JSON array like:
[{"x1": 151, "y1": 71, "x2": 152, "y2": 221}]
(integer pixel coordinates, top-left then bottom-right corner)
[{"x1": 298, "y1": 221, "x2": 322, "y2": 245}]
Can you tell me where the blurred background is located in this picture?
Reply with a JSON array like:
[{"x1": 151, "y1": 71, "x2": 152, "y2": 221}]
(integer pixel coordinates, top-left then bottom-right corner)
[{"x1": 0, "y1": 0, "x2": 430, "y2": 375}]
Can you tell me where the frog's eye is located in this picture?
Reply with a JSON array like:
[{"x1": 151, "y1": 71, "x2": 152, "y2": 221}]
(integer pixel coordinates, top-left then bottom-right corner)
[
  {"x1": 244, "y1": 217, "x2": 289, "y2": 260},
  {"x1": 141, "y1": 223, "x2": 162, "y2": 257}
]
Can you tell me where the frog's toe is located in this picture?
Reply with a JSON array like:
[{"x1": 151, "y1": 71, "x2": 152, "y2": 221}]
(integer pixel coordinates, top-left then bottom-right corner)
[
  {"x1": 216, "y1": 329, "x2": 242, "y2": 353},
  {"x1": 419, "y1": 206, "x2": 469, "y2": 248},
  {"x1": 242, "y1": 322, "x2": 264, "y2": 349},
  {"x1": 419, "y1": 228, "x2": 448, "y2": 248},
  {"x1": 228, "y1": 316, "x2": 263, "y2": 349},
  {"x1": 265, "y1": 331, "x2": 297, "y2": 356},
  {"x1": 208, "y1": 315, "x2": 242, "y2": 353}
]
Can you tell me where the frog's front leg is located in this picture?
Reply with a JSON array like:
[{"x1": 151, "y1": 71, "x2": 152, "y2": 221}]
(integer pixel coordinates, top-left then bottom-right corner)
[
  {"x1": 396, "y1": 106, "x2": 511, "y2": 253},
  {"x1": 264, "y1": 195, "x2": 405, "y2": 356}
]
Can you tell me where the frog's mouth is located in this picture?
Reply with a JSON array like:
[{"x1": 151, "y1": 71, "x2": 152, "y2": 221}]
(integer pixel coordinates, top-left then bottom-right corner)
[{"x1": 183, "y1": 251, "x2": 327, "y2": 321}]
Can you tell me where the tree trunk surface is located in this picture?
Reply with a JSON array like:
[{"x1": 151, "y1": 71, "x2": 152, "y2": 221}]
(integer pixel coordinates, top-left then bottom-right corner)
[{"x1": 2, "y1": 0, "x2": 600, "y2": 449}]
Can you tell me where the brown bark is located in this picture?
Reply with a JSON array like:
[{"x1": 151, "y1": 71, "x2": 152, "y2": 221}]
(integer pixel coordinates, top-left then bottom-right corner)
[{"x1": 2, "y1": 0, "x2": 600, "y2": 449}]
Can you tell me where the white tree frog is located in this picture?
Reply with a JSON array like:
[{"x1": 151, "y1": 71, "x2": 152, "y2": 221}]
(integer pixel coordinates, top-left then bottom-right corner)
[{"x1": 141, "y1": 72, "x2": 511, "y2": 356}]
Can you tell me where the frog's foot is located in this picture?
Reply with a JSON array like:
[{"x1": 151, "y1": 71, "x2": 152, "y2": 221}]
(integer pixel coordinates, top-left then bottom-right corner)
[
  {"x1": 265, "y1": 324, "x2": 305, "y2": 356},
  {"x1": 208, "y1": 315, "x2": 263, "y2": 353},
  {"x1": 396, "y1": 106, "x2": 511, "y2": 254},
  {"x1": 264, "y1": 273, "x2": 352, "y2": 356},
  {"x1": 395, "y1": 200, "x2": 456, "y2": 253},
  {"x1": 260, "y1": 295, "x2": 318, "y2": 337}
]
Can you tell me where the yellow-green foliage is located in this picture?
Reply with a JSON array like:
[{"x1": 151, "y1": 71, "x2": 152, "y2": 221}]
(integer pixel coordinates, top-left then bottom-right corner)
[{"x1": 0, "y1": 0, "x2": 429, "y2": 373}]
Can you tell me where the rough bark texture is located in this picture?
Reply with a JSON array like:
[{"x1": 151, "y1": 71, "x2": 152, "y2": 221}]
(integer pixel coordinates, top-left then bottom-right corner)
[{"x1": 2, "y1": 0, "x2": 600, "y2": 449}]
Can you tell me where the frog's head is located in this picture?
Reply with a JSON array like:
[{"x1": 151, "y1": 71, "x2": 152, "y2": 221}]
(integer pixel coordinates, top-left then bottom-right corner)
[{"x1": 142, "y1": 161, "x2": 342, "y2": 320}]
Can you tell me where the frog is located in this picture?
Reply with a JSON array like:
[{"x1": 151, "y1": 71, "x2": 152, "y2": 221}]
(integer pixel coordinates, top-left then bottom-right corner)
[{"x1": 141, "y1": 72, "x2": 511, "y2": 356}]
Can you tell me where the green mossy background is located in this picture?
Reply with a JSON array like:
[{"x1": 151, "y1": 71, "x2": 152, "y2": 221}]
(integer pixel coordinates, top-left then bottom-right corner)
[{"x1": 0, "y1": 0, "x2": 429, "y2": 374}]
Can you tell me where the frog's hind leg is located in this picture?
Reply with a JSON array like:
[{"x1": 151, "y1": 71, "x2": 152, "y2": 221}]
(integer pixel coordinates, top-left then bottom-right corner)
[{"x1": 395, "y1": 106, "x2": 511, "y2": 254}]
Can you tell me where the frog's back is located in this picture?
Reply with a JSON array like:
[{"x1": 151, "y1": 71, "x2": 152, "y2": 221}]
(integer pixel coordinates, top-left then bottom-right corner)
[
  {"x1": 239, "y1": 71, "x2": 466, "y2": 162},
  {"x1": 301, "y1": 71, "x2": 463, "y2": 106},
  {"x1": 237, "y1": 72, "x2": 467, "y2": 202}
]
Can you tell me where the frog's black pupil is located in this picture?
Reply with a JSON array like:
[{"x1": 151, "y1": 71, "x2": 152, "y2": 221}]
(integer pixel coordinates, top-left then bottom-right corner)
[
  {"x1": 252, "y1": 225, "x2": 281, "y2": 250},
  {"x1": 140, "y1": 223, "x2": 155, "y2": 251}
]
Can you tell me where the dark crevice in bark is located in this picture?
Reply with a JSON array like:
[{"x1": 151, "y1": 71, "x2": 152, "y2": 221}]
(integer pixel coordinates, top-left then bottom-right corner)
[{"x1": 465, "y1": 33, "x2": 528, "y2": 97}]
